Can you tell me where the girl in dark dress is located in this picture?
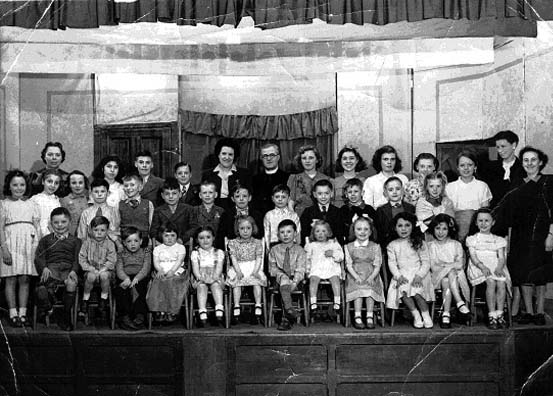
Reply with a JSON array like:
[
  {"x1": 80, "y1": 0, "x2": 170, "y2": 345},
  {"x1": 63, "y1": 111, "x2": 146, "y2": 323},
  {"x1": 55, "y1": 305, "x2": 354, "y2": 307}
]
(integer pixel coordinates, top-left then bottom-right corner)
[{"x1": 493, "y1": 146, "x2": 553, "y2": 326}]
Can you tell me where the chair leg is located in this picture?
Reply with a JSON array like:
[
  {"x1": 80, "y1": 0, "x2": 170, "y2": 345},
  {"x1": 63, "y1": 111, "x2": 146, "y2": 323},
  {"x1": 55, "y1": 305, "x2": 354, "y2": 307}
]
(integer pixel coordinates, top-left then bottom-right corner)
[
  {"x1": 183, "y1": 294, "x2": 190, "y2": 329},
  {"x1": 345, "y1": 301, "x2": 350, "y2": 328},
  {"x1": 224, "y1": 292, "x2": 230, "y2": 329},
  {"x1": 72, "y1": 291, "x2": 79, "y2": 329},
  {"x1": 189, "y1": 294, "x2": 195, "y2": 329},
  {"x1": 391, "y1": 309, "x2": 395, "y2": 327},
  {"x1": 302, "y1": 292, "x2": 310, "y2": 327},
  {"x1": 470, "y1": 287, "x2": 476, "y2": 327},
  {"x1": 268, "y1": 294, "x2": 274, "y2": 328},
  {"x1": 147, "y1": 312, "x2": 152, "y2": 330},
  {"x1": 262, "y1": 288, "x2": 267, "y2": 328},
  {"x1": 111, "y1": 298, "x2": 116, "y2": 330},
  {"x1": 33, "y1": 306, "x2": 38, "y2": 330},
  {"x1": 506, "y1": 295, "x2": 513, "y2": 328},
  {"x1": 380, "y1": 302, "x2": 385, "y2": 328}
]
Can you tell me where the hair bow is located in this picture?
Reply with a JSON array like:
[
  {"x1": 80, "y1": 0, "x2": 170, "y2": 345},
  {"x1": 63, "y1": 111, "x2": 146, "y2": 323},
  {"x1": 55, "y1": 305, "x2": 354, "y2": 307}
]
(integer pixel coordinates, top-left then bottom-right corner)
[{"x1": 352, "y1": 213, "x2": 371, "y2": 223}]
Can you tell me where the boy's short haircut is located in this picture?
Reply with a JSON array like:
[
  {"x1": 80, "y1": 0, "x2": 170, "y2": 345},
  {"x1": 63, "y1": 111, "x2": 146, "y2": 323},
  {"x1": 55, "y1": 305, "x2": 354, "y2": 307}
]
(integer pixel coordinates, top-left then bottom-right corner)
[
  {"x1": 272, "y1": 184, "x2": 290, "y2": 196},
  {"x1": 135, "y1": 150, "x2": 153, "y2": 160},
  {"x1": 121, "y1": 172, "x2": 143, "y2": 184},
  {"x1": 174, "y1": 161, "x2": 192, "y2": 173},
  {"x1": 344, "y1": 178, "x2": 363, "y2": 190},
  {"x1": 384, "y1": 176, "x2": 403, "y2": 189},
  {"x1": 50, "y1": 206, "x2": 71, "y2": 220},
  {"x1": 278, "y1": 219, "x2": 297, "y2": 232},
  {"x1": 313, "y1": 179, "x2": 333, "y2": 192},
  {"x1": 161, "y1": 177, "x2": 181, "y2": 193},
  {"x1": 121, "y1": 226, "x2": 142, "y2": 241},
  {"x1": 200, "y1": 180, "x2": 217, "y2": 190},
  {"x1": 90, "y1": 178, "x2": 109, "y2": 191},
  {"x1": 231, "y1": 183, "x2": 250, "y2": 196},
  {"x1": 493, "y1": 130, "x2": 519, "y2": 145},
  {"x1": 90, "y1": 215, "x2": 110, "y2": 229}
]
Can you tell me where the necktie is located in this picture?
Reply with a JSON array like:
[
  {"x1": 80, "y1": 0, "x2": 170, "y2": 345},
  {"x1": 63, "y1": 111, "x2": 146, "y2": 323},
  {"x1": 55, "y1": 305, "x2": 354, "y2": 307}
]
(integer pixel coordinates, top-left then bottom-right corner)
[
  {"x1": 182, "y1": 186, "x2": 187, "y2": 196},
  {"x1": 283, "y1": 247, "x2": 291, "y2": 275},
  {"x1": 95, "y1": 206, "x2": 103, "y2": 217},
  {"x1": 321, "y1": 205, "x2": 327, "y2": 220},
  {"x1": 129, "y1": 199, "x2": 139, "y2": 208}
]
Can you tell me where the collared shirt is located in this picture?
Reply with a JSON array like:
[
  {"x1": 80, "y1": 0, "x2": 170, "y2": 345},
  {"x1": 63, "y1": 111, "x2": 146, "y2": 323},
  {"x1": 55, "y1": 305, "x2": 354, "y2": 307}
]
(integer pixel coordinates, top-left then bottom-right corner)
[
  {"x1": 268, "y1": 243, "x2": 306, "y2": 281},
  {"x1": 214, "y1": 164, "x2": 237, "y2": 198},
  {"x1": 78, "y1": 203, "x2": 120, "y2": 241},
  {"x1": 502, "y1": 158, "x2": 516, "y2": 180},
  {"x1": 180, "y1": 183, "x2": 191, "y2": 195},
  {"x1": 445, "y1": 178, "x2": 492, "y2": 210},
  {"x1": 265, "y1": 167, "x2": 278, "y2": 175},
  {"x1": 354, "y1": 239, "x2": 369, "y2": 247},
  {"x1": 318, "y1": 204, "x2": 329, "y2": 213},
  {"x1": 363, "y1": 172, "x2": 409, "y2": 208},
  {"x1": 263, "y1": 207, "x2": 301, "y2": 244}
]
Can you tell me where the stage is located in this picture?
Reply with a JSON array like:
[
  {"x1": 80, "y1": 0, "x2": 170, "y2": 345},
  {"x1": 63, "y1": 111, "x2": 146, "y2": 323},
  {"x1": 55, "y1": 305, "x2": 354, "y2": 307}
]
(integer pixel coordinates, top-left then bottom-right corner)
[{"x1": 1, "y1": 319, "x2": 552, "y2": 396}]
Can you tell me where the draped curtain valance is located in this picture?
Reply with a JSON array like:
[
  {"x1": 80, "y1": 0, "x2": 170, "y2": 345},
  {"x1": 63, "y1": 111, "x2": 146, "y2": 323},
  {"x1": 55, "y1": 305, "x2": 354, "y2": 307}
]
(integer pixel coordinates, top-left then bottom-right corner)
[
  {"x1": 180, "y1": 107, "x2": 338, "y2": 140},
  {"x1": 0, "y1": 0, "x2": 536, "y2": 30}
]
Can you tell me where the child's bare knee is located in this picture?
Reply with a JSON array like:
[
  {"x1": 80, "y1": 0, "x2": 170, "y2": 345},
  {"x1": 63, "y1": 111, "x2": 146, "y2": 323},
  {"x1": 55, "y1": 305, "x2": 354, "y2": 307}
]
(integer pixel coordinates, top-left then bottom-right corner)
[
  {"x1": 86, "y1": 272, "x2": 97, "y2": 284},
  {"x1": 99, "y1": 272, "x2": 110, "y2": 282}
]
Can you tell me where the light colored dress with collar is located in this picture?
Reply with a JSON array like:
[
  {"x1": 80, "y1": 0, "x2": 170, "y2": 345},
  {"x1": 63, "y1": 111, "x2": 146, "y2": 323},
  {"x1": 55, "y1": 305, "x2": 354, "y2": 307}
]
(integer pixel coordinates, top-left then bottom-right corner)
[{"x1": 344, "y1": 240, "x2": 385, "y2": 302}]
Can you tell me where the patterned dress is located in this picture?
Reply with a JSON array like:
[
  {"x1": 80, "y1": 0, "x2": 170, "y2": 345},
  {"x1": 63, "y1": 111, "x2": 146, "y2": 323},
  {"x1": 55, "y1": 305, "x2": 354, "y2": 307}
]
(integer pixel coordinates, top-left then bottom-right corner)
[
  {"x1": 191, "y1": 247, "x2": 225, "y2": 288},
  {"x1": 226, "y1": 238, "x2": 267, "y2": 287},
  {"x1": 344, "y1": 240, "x2": 385, "y2": 303},
  {"x1": 0, "y1": 199, "x2": 40, "y2": 277}
]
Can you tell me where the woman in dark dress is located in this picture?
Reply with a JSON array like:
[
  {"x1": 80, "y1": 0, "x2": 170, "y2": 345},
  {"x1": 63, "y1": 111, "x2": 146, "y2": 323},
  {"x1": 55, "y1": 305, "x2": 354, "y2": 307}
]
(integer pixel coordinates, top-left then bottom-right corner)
[
  {"x1": 201, "y1": 138, "x2": 252, "y2": 211},
  {"x1": 493, "y1": 146, "x2": 553, "y2": 326},
  {"x1": 29, "y1": 142, "x2": 69, "y2": 197}
]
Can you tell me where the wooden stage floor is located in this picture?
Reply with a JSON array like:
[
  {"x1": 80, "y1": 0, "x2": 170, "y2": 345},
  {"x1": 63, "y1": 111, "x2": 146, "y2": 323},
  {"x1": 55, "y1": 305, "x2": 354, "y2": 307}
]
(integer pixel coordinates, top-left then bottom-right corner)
[{"x1": 1, "y1": 317, "x2": 552, "y2": 396}]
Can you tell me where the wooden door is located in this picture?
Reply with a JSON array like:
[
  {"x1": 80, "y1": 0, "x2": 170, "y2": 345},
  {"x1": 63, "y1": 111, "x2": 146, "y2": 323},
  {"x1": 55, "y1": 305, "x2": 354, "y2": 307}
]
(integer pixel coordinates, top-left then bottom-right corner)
[{"x1": 94, "y1": 122, "x2": 179, "y2": 178}]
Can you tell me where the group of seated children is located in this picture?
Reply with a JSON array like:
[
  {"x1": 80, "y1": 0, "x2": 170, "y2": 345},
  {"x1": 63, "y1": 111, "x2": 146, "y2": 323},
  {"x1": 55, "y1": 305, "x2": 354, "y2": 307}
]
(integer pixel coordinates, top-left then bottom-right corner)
[{"x1": 2, "y1": 160, "x2": 509, "y2": 333}]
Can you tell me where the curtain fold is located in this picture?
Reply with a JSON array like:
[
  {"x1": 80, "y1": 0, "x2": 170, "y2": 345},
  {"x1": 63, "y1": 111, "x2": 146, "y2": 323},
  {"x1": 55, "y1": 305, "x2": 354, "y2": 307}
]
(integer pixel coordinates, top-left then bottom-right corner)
[
  {"x1": 180, "y1": 107, "x2": 338, "y2": 140},
  {"x1": 180, "y1": 107, "x2": 338, "y2": 178},
  {"x1": 0, "y1": 0, "x2": 536, "y2": 30}
]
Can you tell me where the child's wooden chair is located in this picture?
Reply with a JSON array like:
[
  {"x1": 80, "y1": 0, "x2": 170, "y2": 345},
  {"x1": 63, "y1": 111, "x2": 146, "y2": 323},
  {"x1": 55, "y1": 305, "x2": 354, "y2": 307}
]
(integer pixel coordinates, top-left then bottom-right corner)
[
  {"x1": 266, "y1": 242, "x2": 310, "y2": 328},
  {"x1": 32, "y1": 283, "x2": 79, "y2": 330},
  {"x1": 225, "y1": 237, "x2": 268, "y2": 327},
  {"x1": 81, "y1": 285, "x2": 115, "y2": 329},
  {"x1": 187, "y1": 241, "x2": 230, "y2": 329},
  {"x1": 469, "y1": 228, "x2": 513, "y2": 327},
  {"x1": 147, "y1": 238, "x2": 192, "y2": 330},
  {"x1": 344, "y1": 247, "x2": 387, "y2": 328},
  {"x1": 304, "y1": 237, "x2": 346, "y2": 325}
]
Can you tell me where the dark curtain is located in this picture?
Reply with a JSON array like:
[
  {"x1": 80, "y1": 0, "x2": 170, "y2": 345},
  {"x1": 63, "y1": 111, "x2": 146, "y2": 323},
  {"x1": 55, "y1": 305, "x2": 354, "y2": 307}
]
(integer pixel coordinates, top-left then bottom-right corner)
[
  {"x1": 180, "y1": 107, "x2": 338, "y2": 183},
  {"x1": 0, "y1": 0, "x2": 537, "y2": 30}
]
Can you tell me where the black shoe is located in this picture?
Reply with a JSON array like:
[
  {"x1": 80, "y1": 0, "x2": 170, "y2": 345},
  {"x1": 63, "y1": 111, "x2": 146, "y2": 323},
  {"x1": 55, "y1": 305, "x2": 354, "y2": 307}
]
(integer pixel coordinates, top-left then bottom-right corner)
[
  {"x1": 18, "y1": 316, "x2": 28, "y2": 327},
  {"x1": 497, "y1": 315, "x2": 507, "y2": 329},
  {"x1": 440, "y1": 314, "x2": 451, "y2": 329},
  {"x1": 9, "y1": 316, "x2": 21, "y2": 328},
  {"x1": 353, "y1": 316, "x2": 365, "y2": 330},
  {"x1": 277, "y1": 317, "x2": 292, "y2": 331},
  {"x1": 285, "y1": 308, "x2": 298, "y2": 321},
  {"x1": 487, "y1": 317, "x2": 498, "y2": 330},
  {"x1": 518, "y1": 313, "x2": 534, "y2": 325},
  {"x1": 119, "y1": 315, "x2": 139, "y2": 331},
  {"x1": 133, "y1": 314, "x2": 145, "y2": 329},
  {"x1": 365, "y1": 316, "x2": 375, "y2": 329},
  {"x1": 533, "y1": 313, "x2": 546, "y2": 326}
]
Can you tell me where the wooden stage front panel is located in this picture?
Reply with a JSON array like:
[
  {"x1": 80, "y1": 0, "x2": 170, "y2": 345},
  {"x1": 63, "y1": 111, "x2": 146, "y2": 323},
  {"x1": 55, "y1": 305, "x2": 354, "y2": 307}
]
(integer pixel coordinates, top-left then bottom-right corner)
[{"x1": 1, "y1": 325, "x2": 551, "y2": 396}]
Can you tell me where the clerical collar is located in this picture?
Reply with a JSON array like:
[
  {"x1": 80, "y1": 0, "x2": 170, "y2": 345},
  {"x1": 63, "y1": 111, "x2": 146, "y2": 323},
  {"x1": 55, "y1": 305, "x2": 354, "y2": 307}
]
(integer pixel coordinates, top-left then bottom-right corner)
[{"x1": 264, "y1": 167, "x2": 278, "y2": 175}]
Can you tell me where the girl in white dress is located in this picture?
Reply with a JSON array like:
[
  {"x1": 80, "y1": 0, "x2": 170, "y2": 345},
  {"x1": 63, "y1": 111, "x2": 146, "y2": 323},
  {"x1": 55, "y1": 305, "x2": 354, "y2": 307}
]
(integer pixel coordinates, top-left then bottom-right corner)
[
  {"x1": 427, "y1": 214, "x2": 471, "y2": 328},
  {"x1": 0, "y1": 170, "x2": 41, "y2": 327},
  {"x1": 466, "y1": 208, "x2": 511, "y2": 330},
  {"x1": 386, "y1": 212, "x2": 435, "y2": 329},
  {"x1": 30, "y1": 169, "x2": 61, "y2": 236},
  {"x1": 305, "y1": 220, "x2": 344, "y2": 319}
]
